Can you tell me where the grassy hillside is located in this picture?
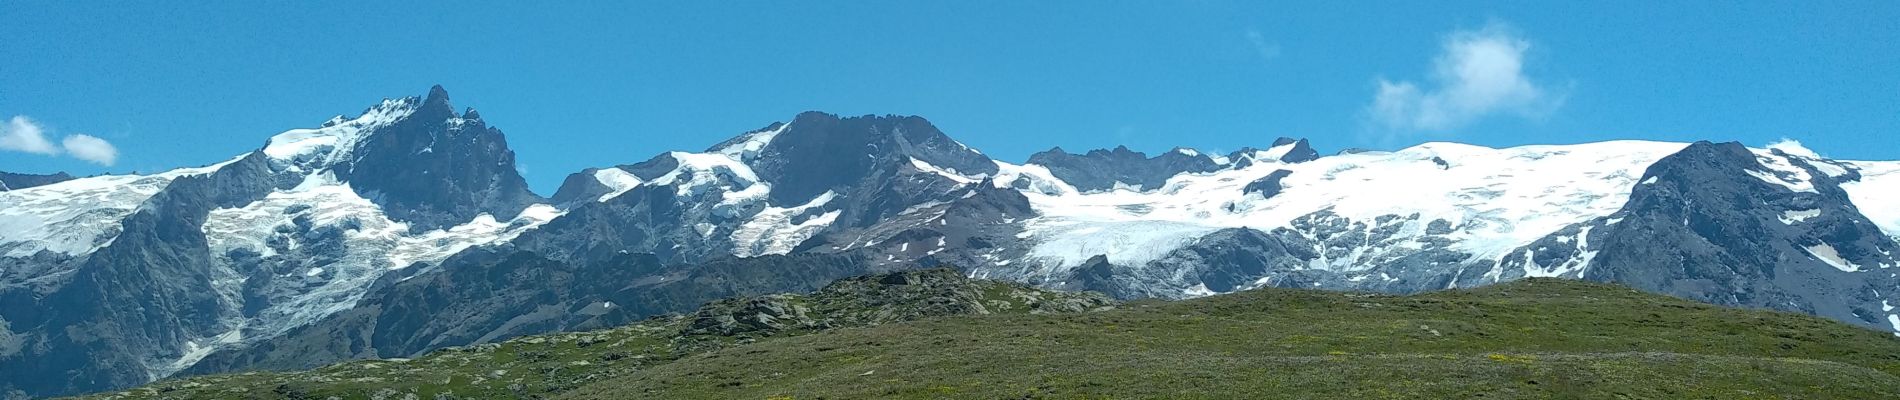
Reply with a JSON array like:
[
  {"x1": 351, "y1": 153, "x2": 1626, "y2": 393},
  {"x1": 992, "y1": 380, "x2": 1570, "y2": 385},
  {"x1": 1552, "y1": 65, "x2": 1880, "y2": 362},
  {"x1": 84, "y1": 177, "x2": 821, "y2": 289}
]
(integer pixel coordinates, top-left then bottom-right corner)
[
  {"x1": 76, "y1": 269, "x2": 1111, "y2": 400},
  {"x1": 83, "y1": 271, "x2": 1900, "y2": 399}
]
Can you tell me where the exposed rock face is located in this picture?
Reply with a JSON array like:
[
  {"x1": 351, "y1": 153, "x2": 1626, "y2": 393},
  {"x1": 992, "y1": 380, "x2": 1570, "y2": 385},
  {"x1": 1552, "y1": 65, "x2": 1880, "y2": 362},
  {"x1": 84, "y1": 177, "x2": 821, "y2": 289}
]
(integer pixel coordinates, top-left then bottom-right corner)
[
  {"x1": 86, "y1": 269, "x2": 1117, "y2": 400},
  {"x1": 684, "y1": 294, "x2": 817, "y2": 336},
  {"x1": 1026, "y1": 137, "x2": 1317, "y2": 192},
  {"x1": 0, "y1": 171, "x2": 74, "y2": 191},
  {"x1": 794, "y1": 178, "x2": 1039, "y2": 274},
  {"x1": 182, "y1": 251, "x2": 877, "y2": 375},
  {"x1": 1054, "y1": 214, "x2": 1470, "y2": 300},
  {"x1": 1241, "y1": 170, "x2": 1293, "y2": 198},
  {"x1": 1027, "y1": 145, "x2": 1223, "y2": 192},
  {"x1": 330, "y1": 85, "x2": 543, "y2": 231},
  {"x1": 1039, "y1": 142, "x2": 1900, "y2": 336},
  {"x1": 684, "y1": 268, "x2": 1113, "y2": 337},
  {"x1": 548, "y1": 140, "x2": 684, "y2": 207},
  {"x1": 0, "y1": 86, "x2": 551, "y2": 399},
  {"x1": 0, "y1": 152, "x2": 281, "y2": 399},
  {"x1": 12, "y1": 89, "x2": 1900, "y2": 400},
  {"x1": 1494, "y1": 142, "x2": 1900, "y2": 331},
  {"x1": 1271, "y1": 138, "x2": 1321, "y2": 163},
  {"x1": 532, "y1": 112, "x2": 1001, "y2": 265},
  {"x1": 751, "y1": 112, "x2": 997, "y2": 205}
]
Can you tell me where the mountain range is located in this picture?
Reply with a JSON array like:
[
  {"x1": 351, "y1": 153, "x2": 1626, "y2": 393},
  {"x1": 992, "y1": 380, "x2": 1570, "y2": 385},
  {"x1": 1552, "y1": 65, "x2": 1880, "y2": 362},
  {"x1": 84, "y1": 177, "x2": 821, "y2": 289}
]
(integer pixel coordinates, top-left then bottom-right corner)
[
  {"x1": 3, "y1": 86, "x2": 1897, "y2": 398},
  {"x1": 78, "y1": 269, "x2": 1900, "y2": 399}
]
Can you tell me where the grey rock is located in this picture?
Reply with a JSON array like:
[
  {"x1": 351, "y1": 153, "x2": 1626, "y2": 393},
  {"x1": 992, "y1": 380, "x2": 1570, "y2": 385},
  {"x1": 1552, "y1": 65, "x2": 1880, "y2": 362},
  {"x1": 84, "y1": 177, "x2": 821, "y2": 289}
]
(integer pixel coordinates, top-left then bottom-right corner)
[{"x1": 0, "y1": 171, "x2": 74, "y2": 191}]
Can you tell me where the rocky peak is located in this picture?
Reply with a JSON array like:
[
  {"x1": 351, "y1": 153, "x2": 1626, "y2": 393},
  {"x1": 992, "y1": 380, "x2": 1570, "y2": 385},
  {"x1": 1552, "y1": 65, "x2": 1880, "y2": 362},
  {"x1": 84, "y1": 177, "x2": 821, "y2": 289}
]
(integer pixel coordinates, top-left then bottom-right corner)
[
  {"x1": 1026, "y1": 145, "x2": 1223, "y2": 192},
  {"x1": 1275, "y1": 138, "x2": 1320, "y2": 163},
  {"x1": 748, "y1": 112, "x2": 995, "y2": 205},
  {"x1": 1226, "y1": 137, "x2": 1319, "y2": 168},
  {"x1": 548, "y1": 152, "x2": 685, "y2": 206},
  {"x1": 1574, "y1": 140, "x2": 1900, "y2": 331},
  {"x1": 328, "y1": 86, "x2": 544, "y2": 231}
]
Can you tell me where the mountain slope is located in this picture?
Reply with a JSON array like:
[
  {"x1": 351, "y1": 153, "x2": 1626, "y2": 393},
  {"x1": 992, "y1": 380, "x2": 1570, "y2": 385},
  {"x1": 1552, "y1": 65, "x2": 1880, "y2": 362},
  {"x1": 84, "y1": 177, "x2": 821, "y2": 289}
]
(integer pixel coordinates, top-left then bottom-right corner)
[
  {"x1": 575, "y1": 278, "x2": 1900, "y2": 399},
  {"x1": 176, "y1": 111, "x2": 1012, "y2": 378},
  {"x1": 8, "y1": 89, "x2": 1900, "y2": 398},
  {"x1": 81, "y1": 269, "x2": 1114, "y2": 399},
  {"x1": 1479, "y1": 141, "x2": 1900, "y2": 333},
  {"x1": 963, "y1": 140, "x2": 1692, "y2": 296},
  {"x1": 0, "y1": 87, "x2": 556, "y2": 399},
  {"x1": 83, "y1": 271, "x2": 1900, "y2": 399}
]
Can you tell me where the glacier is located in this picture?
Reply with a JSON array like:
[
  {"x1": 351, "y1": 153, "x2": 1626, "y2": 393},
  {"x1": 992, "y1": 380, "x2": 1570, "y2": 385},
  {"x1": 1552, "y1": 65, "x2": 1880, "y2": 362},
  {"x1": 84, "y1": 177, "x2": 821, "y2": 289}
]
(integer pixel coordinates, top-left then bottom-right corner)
[{"x1": 1004, "y1": 140, "x2": 1691, "y2": 277}]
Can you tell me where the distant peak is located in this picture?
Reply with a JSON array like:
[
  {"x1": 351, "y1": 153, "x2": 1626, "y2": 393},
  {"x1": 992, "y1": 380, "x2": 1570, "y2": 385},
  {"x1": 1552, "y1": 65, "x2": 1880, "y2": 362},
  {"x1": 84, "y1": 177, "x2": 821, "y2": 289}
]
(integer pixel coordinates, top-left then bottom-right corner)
[
  {"x1": 791, "y1": 110, "x2": 840, "y2": 123},
  {"x1": 418, "y1": 85, "x2": 457, "y2": 117},
  {"x1": 1272, "y1": 138, "x2": 1319, "y2": 163},
  {"x1": 426, "y1": 84, "x2": 451, "y2": 103}
]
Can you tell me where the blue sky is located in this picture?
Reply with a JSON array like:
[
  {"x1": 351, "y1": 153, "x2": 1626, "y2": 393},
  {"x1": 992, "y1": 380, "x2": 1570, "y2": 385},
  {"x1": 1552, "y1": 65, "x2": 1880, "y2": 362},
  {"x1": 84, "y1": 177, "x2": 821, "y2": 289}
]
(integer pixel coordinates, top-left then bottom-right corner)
[{"x1": 2, "y1": 1, "x2": 1896, "y2": 194}]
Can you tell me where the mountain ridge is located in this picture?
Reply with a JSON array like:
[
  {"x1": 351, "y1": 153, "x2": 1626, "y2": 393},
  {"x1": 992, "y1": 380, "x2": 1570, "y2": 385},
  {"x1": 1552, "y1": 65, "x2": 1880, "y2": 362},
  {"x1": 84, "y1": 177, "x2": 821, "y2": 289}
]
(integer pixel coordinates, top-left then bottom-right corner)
[
  {"x1": 5, "y1": 86, "x2": 1899, "y2": 398},
  {"x1": 78, "y1": 270, "x2": 1900, "y2": 400}
]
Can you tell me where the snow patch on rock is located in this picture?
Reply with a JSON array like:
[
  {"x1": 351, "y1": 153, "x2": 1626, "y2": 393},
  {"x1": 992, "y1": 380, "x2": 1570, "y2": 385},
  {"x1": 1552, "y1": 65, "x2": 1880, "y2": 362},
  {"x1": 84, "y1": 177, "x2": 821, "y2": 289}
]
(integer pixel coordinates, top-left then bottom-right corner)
[
  {"x1": 1802, "y1": 243, "x2": 1860, "y2": 272},
  {"x1": 730, "y1": 191, "x2": 842, "y2": 257},
  {"x1": 1746, "y1": 149, "x2": 1819, "y2": 194},
  {"x1": 591, "y1": 168, "x2": 645, "y2": 202},
  {"x1": 1780, "y1": 209, "x2": 1821, "y2": 225},
  {"x1": 262, "y1": 98, "x2": 420, "y2": 169}
]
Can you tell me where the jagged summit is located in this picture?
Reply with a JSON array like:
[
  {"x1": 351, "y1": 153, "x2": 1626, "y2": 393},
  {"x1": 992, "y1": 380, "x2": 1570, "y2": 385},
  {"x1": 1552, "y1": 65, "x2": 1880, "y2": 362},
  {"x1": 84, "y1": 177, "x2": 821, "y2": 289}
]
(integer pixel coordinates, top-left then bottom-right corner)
[
  {"x1": 744, "y1": 112, "x2": 993, "y2": 205},
  {"x1": 0, "y1": 86, "x2": 569, "y2": 399},
  {"x1": 424, "y1": 84, "x2": 451, "y2": 104},
  {"x1": 260, "y1": 86, "x2": 543, "y2": 229},
  {"x1": 1025, "y1": 143, "x2": 1224, "y2": 192},
  {"x1": 1021, "y1": 137, "x2": 1319, "y2": 192}
]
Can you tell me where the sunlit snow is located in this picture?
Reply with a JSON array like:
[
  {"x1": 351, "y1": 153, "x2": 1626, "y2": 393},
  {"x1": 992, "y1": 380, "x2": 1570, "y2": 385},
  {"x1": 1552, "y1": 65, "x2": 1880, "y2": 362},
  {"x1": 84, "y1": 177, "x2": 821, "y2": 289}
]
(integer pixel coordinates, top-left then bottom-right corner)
[
  {"x1": 180, "y1": 171, "x2": 563, "y2": 377},
  {"x1": 1003, "y1": 140, "x2": 1691, "y2": 273},
  {"x1": 1780, "y1": 209, "x2": 1821, "y2": 225},
  {"x1": 591, "y1": 168, "x2": 645, "y2": 202},
  {"x1": 1746, "y1": 148, "x2": 1819, "y2": 194},
  {"x1": 1802, "y1": 243, "x2": 1860, "y2": 273},
  {"x1": 1841, "y1": 161, "x2": 1900, "y2": 238},
  {"x1": 0, "y1": 156, "x2": 243, "y2": 258},
  {"x1": 729, "y1": 191, "x2": 841, "y2": 257}
]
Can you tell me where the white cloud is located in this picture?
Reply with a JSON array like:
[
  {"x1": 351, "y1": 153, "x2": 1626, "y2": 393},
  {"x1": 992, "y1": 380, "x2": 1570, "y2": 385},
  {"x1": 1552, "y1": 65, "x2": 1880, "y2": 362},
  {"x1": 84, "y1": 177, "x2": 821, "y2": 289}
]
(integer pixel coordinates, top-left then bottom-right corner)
[
  {"x1": 1, "y1": 116, "x2": 59, "y2": 155},
  {"x1": 1766, "y1": 138, "x2": 1822, "y2": 159},
  {"x1": 1245, "y1": 29, "x2": 1280, "y2": 62},
  {"x1": 62, "y1": 134, "x2": 118, "y2": 166},
  {"x1": 1368, "y1": 22, "x2": 1566, "y2": 133},
  {"x1": 0, "y1": 115, "x2": 123, "y2": 166}
]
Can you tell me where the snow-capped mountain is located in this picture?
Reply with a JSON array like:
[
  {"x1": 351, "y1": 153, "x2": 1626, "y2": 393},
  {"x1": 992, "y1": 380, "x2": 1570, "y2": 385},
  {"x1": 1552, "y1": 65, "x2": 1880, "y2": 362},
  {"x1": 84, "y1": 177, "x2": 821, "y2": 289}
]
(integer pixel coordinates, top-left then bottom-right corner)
[
  {"x1": 0, "y1": 87, "x2": 554, "y2": 399},
  {"x1": 4, "y1": 86, "x2": 1898, "y2": 398}
]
